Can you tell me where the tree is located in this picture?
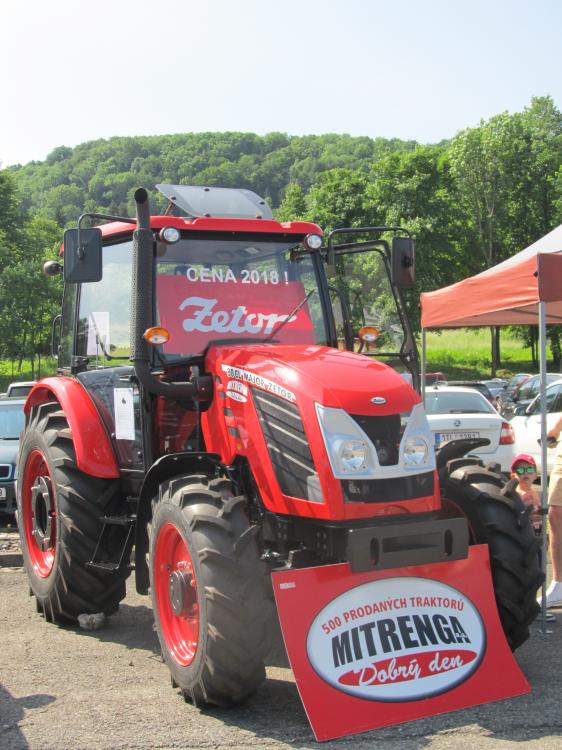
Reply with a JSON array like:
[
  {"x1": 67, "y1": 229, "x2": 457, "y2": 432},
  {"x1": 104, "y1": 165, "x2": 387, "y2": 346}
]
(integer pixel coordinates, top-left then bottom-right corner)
[
  {"x1": 364, "y1": 145, "x2": 465, "y2": 329},
  {"x1": 0, "y1": 215, "x2": 61, "y2": 375},
  {"x1": 302, "y1": 168, "x2": 373, "y2": 231},
  {"x1": 448, "y1": 102, "x2": 562, "y2": 372},
  {"x1": 275, "y1": 183, "x2": 307, "y2": 222}
]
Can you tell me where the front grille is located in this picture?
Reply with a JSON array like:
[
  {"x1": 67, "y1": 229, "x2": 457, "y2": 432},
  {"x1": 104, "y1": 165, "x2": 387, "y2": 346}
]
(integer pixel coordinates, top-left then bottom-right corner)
[
  {"x1": 251, "y1": 389, "x2": 320, "y2": 501},
  {"x1": 342, "y1": 471, "x2": 434, "y2": 503},
  {"x1": 350, "y1": 414, "x2": 403, "y2": 466},
  {"x1": 0, "y1": 465, "x2": 12, "y2": 480}
]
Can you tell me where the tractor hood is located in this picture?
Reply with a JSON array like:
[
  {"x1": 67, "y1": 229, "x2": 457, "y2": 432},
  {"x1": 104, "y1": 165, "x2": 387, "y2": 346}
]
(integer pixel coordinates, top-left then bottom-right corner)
[
  {"x1": 206, "y1": 344, "x2": 420, "y2": 416},
  {"x1": 202, "y1": 343, "x2": 437, "y2": 521}
]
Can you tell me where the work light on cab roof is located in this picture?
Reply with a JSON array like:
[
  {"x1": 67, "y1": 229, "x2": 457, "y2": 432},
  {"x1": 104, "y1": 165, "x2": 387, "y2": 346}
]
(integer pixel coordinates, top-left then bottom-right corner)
[{"x1": 158, "y1": 226, "x2": 180, "y2": 244}]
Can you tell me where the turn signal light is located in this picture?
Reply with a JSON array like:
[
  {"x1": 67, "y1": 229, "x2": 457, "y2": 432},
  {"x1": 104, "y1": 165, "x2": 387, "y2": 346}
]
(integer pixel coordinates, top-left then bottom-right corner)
[
  {"x1": 358, "y1": 325, "x2": 381, "y2": 344},
  {"x1": 499, "y1": 421, "x2": 515, "y2": 445},
  {"x1": 143, "y1": 326, "x2": 170, "y2": 345}
]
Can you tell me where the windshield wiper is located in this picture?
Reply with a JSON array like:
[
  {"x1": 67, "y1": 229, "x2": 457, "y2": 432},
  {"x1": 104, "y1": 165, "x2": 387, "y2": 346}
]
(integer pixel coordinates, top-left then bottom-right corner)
[
  {"x1": 0, "y1": 436, "x2": 18, "y2": 440},
  {"x1": 262, "y1": 288, "x2": 316, "y2": 344}
]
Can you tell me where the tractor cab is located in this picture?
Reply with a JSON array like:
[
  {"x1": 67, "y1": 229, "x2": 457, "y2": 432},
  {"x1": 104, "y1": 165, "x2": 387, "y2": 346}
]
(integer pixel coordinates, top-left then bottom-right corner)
[{"x1": 57, "y1": 184, "x2": 418, "y2": 389}]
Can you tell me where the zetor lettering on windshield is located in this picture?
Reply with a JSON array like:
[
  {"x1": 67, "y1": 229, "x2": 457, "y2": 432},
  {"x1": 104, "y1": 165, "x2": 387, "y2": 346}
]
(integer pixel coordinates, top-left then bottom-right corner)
[
  {"x1": 156, "y1": 277, "x2": 316, "y2": 352},
  {"x1": 306, "y1": 577, "x2": 485, "y2": 702},
  {"x1": 180, "y1": 297, "x2": 292, "y2": 336}
]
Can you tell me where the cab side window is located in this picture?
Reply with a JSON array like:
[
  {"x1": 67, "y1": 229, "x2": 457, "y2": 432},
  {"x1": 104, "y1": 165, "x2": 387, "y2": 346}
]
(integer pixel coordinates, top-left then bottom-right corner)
[{"x1": 75, "y1": 240, "x2": 133, "y2": 365}]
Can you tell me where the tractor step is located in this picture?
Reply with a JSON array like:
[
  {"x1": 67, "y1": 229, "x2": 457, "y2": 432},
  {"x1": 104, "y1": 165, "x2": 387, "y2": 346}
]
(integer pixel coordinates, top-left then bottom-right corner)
[
  {"x1": 99, "y1": 514, "x2": 136, "y2": 526},
  {"x1": 87, "y1": 560, "x2": 120, "y2": 572},
  {"x1": 88, "y1": 513, "x2": 136, "y2": 572}
]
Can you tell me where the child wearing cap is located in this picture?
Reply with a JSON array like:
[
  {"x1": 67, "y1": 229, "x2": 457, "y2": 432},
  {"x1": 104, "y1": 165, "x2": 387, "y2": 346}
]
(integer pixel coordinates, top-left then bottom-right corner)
[{"x1": 511, "y1": 454, "x2": 541, "y2": 533}]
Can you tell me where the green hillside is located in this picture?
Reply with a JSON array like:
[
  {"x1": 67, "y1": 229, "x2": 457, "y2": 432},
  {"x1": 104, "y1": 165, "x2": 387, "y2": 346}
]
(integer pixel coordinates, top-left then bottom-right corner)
[{"x1": 1, "y1": 95, "x2": 562, "y2": 375}]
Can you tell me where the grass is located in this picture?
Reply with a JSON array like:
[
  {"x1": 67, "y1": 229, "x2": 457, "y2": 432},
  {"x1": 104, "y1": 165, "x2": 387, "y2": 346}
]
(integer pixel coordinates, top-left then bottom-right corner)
[
  {"x1": 0, "y1": 329, "x2": 550, "y2": 391},
  {"x1": 0, "y1": 359, "x2": 57, "y2": 393},
  {"x1": 423, "y1": 328, "x2": 546, "y2": 380}
]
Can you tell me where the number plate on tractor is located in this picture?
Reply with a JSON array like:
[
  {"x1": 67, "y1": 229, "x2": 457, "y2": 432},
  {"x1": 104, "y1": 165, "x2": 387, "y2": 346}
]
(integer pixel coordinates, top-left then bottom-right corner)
[{"x1": 0, "y1": 488, "x2": 6, "y2": 498}]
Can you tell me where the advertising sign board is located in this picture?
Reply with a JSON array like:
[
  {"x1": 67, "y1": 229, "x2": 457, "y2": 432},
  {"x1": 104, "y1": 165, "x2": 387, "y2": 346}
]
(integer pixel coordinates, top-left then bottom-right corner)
[{"x1": 273, "y1": 546, "x2": 529, "y2": 741}]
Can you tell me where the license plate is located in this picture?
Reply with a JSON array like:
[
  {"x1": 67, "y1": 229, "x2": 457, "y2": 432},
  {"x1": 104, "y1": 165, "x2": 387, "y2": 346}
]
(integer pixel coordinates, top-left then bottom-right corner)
[
  {"x1": 0, "y1": 488, "x2": 6, "y2": 498},
  {"x1": 435, "y1": 431, "x2": 480, "y2": 447}
]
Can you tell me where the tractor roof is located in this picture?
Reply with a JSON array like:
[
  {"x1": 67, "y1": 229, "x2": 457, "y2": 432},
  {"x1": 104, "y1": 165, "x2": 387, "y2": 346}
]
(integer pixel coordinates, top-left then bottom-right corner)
[
  {"x1": 99, "y1": 185, "x2": 322, "y2": 239},
  {"x1": 96, "y1": 214, "x2": 322, "y2": 239}
]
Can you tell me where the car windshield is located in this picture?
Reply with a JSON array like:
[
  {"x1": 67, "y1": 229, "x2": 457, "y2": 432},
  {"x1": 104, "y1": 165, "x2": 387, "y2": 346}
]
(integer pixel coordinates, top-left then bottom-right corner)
[
  {"x1": 425, "y1": 391, "x2": 495, "y2": 415},
  {"x1": 7, "y1": 385, "x2": 33, "y2": 398},
  {"x1": 0, "y1": 402, "x2": 25, "y2": 438},
  {"x1": 154, "y1": 235, "x2": 329, "y2": 362}
]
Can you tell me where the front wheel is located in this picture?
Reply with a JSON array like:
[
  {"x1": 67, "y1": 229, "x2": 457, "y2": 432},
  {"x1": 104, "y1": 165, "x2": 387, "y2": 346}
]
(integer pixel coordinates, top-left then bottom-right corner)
[
  {"x1": 149, "y1": 474, "x2": 271, "y2": 706},
  {"x1": 440, "y1": 460, "x2": 543, "y2": 650}
]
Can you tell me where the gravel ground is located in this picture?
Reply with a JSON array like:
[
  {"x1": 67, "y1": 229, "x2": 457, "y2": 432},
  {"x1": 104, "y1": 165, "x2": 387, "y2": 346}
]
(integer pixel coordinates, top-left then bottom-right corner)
[{"x1": 1, "y1": 524, "x2": 561, "y2": 750}]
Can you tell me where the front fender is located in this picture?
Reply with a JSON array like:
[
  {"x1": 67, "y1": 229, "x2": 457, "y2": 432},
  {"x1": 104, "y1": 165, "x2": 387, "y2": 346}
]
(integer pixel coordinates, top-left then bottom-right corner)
[{"x1": 25, "y1": 377, "x2": 119, "y2": 479}]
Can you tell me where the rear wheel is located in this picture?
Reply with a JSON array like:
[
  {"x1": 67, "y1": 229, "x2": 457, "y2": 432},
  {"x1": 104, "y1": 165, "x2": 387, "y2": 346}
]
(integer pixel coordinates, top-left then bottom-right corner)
[
  {"x1": 17, "y1": 401, "x2": 129, "y2": 622},
  {"x1": 150, "y1": 474, "x2": 271, "y2": 706},
  {"x1": 440, "y1": 459, "x2": 543, "y2": 650}
]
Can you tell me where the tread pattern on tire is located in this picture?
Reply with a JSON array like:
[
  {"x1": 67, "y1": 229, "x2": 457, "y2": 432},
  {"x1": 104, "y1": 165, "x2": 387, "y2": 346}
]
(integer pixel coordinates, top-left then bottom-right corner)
[
  {"x1": 150, "y1": 474, "x2": 271, "y2": 707},
  {"x1": 440, "y1": 461, "x2": 543, "y2": 650},
  {"x1": 18, "y1": 400, "x2": 129, "y2": 622}
]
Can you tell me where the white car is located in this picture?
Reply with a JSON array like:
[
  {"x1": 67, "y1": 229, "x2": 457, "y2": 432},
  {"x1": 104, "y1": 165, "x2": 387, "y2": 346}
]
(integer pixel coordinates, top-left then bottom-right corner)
[
  {"x1": 424, "y1": 386, "x2": 515, "y2": 472},
  {"x1": 510, "y1": 378, "x2": 562, "y2": 474}
]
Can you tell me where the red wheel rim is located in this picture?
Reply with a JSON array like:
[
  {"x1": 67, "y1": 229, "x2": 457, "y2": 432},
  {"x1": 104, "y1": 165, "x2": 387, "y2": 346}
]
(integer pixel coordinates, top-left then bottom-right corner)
[
  {"x1": 154, "y1": 522, "x2": 199, "y2": 667},
  {"x1": 22, "y1": 449, "x2": 57, "y2": 578}
]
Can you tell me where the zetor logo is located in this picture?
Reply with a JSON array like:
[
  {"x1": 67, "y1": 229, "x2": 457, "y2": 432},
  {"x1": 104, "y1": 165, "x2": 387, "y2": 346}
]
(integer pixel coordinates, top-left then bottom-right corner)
[{"x1": 306, "y1": 577, "x2": 485, "y2": 702}]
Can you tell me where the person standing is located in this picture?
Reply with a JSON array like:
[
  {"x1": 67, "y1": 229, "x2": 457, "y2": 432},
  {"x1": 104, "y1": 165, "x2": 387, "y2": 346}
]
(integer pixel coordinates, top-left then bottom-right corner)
[{"x1": 542, "y1": 413, "x2": 562, "y2": 607}]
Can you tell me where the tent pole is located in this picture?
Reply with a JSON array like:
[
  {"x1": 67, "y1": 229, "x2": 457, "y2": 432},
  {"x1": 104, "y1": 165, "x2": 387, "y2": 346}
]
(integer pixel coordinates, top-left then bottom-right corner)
[
  {"x1": 538, "y1": 302, "x2": 550, "y2": 634},
  {"x1": 421, "y1": 328, "x2": 426, "y2": 402}
]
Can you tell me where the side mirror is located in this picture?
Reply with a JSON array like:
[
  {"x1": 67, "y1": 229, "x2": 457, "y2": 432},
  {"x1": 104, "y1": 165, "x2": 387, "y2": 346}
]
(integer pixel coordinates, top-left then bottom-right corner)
[
  {"x1": 391, "y1": 237, "x2": 415, "y2": 288},
  {"x1": 63, "y1": 228, "x2": 103, "y2": 283}
]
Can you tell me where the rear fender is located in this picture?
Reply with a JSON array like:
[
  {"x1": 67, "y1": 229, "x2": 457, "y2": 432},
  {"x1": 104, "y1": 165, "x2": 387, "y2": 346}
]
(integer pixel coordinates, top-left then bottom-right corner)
[
  {"x1": 134, "y1": 452, "x2": 222, "y2": 594},
  {"x1": 24, "y1": 377, "x2": 119, "y2": 479}
]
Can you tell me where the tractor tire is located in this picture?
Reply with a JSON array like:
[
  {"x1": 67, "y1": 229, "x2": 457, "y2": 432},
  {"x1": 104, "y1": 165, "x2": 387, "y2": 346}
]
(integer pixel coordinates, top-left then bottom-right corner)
[
  {"x1": 149, "y1": 474, "x2": 271, "y2": 707},
  {"x1": 440, "y1": 459, "x2": 543, "y2": 651},
  {"x1": 17, "y1": 400, "x2": 128, "y2": 622}
]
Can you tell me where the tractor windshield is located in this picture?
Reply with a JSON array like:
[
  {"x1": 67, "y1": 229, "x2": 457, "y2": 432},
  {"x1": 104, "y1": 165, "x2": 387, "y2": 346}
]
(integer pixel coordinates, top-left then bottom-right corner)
[{"x1": 155, "y1": 234, "x2": 329, "y2": 362}]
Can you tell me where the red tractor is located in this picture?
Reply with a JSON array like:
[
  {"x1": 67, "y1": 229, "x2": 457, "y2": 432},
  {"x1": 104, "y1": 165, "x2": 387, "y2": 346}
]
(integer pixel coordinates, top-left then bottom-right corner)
[{"x1": 18, "y1": 185, "x2": 541, "y2": 707}]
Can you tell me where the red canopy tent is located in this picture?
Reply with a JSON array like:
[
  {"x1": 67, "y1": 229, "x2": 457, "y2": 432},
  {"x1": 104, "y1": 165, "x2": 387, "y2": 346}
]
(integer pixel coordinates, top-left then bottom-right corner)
[
  {"x1": 421, "y1": 223, "x2": 562, "y2": 328},
  {"x1": 420, "y1": 223, "x2": 562, "y2": 629}
]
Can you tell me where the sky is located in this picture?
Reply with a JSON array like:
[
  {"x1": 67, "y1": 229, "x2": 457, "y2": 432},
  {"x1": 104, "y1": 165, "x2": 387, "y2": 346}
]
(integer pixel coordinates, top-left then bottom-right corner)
[{"x1": 1, "y1": 0, "x2": 561, "y2": 167}]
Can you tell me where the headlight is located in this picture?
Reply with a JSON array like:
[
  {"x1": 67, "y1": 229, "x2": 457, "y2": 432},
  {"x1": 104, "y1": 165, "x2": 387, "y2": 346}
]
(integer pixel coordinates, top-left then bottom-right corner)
[
  {"x1": 316, "y1": 404, "x2": 378, "y2": 478},
  {"x1": 339, "y1": 440, "x2": 367, "y2": 472},
  {"x1": 403, "y1": 435, "x2": 429, "y2": 465},
  {"x1": 316, "y1": 401, "x2": 435, "y2": 480}
]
